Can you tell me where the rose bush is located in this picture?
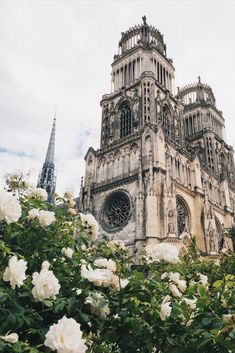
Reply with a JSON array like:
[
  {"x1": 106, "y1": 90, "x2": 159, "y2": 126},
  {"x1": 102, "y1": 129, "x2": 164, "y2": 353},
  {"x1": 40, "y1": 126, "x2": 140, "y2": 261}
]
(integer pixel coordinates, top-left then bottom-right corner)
[{"x1": 0, "y1": 173, "x2": 234, "y2": 352}]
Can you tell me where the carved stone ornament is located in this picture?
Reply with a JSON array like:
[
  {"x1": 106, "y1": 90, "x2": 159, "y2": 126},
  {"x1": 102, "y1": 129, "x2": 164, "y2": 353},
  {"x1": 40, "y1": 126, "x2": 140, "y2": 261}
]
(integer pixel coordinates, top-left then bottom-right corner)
[{"x1": 101, "y1": 191, "x2": 131, "y2": 232}]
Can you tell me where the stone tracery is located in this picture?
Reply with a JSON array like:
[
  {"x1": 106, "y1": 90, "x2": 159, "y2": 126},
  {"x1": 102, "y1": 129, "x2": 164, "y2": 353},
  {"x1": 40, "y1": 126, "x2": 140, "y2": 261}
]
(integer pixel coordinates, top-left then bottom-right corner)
[{"x1": 102, "y1": 191, "x2": 131, "y2": 231}]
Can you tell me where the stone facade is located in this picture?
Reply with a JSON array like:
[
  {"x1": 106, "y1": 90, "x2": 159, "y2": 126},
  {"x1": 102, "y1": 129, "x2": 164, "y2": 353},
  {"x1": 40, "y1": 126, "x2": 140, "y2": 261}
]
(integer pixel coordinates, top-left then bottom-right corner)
[{"x1": 79, "y1": 17, "x2": 235, "y2": 255}]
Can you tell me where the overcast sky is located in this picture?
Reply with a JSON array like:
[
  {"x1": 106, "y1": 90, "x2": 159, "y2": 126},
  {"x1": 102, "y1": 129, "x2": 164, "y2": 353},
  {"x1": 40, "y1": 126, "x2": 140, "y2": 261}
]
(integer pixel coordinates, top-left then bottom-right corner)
[{"x1": 0, "y1": 0, "x2": 235, "y2": 195}]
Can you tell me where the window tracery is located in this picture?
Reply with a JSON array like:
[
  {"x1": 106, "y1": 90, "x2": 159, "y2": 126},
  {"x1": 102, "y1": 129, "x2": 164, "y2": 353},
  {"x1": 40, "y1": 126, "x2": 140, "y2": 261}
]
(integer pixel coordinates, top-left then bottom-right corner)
[
  {"x1": 101, "y1": 191, "x2": 131, "y2": 231},
  {"x1": 176, "y1": 197, "x2": 190, "y2": 236},
  {"x1": 120, "y1": 102, "x2": 132, "y2": 138}
]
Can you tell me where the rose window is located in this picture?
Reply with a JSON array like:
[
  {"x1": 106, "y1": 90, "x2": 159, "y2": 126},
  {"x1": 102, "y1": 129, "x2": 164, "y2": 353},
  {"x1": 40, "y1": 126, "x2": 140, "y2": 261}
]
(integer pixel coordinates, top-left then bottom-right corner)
[
  {"x1": 102, "y1": 191, "x2": 131, "y2": 231},
  {"x1": 176, "y1": 197, "x2": 189, "y2": 236}
]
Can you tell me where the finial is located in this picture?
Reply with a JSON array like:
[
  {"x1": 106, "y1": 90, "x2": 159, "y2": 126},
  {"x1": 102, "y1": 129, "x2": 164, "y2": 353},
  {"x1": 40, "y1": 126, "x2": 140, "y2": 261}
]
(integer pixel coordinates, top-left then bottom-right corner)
[
  {"x1": 198, "y1": 75, "x2": 201, "y2": 84},
  {"x1": 142, "y1": 15, "x2": 147, "y2": 25}
]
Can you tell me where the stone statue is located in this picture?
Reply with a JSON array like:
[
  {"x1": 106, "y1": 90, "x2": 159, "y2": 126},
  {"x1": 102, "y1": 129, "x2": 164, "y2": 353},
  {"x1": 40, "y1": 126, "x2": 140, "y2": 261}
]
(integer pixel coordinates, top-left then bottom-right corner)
[{"x1": 209, "y1": 230, "x2": 216, "y2": 252}]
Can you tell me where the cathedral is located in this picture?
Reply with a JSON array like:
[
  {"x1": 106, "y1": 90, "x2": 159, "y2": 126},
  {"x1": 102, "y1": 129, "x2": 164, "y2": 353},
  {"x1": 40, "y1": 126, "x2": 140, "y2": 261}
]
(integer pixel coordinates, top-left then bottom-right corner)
[{"x1": 79, "y1": 17, "x2": 235, "y2": 256}]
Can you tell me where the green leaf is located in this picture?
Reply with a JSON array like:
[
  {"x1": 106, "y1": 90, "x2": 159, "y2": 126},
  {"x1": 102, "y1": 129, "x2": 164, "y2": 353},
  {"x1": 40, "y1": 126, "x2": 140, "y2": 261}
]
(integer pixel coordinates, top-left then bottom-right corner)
[{"x1": 42, "y1": 300, "x2": 53, "y2": 308}]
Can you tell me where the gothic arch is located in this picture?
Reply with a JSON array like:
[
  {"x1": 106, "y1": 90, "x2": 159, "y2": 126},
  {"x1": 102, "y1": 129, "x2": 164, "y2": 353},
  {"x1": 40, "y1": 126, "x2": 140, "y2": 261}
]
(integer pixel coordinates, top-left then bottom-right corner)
[
  {"x1": 176, "y1": 195, "x2": 191, "y2": 236},
  {"x1": 119, "y1": 101, "x2": 132, "y2": 138},
  {"x1": 144, "y1": 135, "x2": 152, "y2": 156}
]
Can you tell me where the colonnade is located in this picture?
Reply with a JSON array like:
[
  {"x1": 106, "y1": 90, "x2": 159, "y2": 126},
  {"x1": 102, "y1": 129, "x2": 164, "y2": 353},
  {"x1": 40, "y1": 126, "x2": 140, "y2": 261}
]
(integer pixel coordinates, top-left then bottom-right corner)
[
  {"x1": 151, "y1": 58, "x2": 173, "y2": 92},
  {"x1": 184, "y1": 112, "x2": 223, "y2": 138},
  {"x1": 112, "y1": 57, "x2": 142, "y2": 91}
]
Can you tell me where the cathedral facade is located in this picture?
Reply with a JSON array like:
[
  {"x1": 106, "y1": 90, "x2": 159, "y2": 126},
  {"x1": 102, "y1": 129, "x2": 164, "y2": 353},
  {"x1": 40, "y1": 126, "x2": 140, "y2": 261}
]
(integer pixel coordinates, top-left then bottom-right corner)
[{"x1": 79, "y1": 17, "x2": 235, "y2": 256}]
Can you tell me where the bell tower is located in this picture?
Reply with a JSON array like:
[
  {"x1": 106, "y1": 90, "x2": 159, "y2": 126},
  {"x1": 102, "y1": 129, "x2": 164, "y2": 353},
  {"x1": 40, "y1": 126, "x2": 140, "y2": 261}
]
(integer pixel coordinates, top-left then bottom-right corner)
[{"x1": 80, "y1": 17, "x2": 235, "y2": 256}]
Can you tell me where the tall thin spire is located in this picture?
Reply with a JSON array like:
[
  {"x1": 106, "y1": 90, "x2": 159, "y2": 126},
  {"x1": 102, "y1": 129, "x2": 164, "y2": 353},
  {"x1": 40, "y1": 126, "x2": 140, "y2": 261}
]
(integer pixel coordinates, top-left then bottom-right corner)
[
  {"x1": 45, "y1": 115, "x2": 56, "y2": 164},
  {"x1": 37, "y1": 114, "x2": 57, "y2": 203}
]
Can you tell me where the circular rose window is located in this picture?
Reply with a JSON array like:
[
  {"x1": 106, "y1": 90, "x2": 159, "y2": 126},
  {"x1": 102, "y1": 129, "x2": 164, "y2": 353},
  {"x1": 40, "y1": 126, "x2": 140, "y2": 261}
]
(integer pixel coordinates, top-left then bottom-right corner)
[{"x1": 101, "y1": 191, "x2": 131, "y2": 231}]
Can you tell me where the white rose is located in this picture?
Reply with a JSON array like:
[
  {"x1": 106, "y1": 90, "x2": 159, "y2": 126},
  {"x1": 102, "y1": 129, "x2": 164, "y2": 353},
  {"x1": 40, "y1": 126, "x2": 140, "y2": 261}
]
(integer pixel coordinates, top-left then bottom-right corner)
[
  {"x1": 198, "y1": 273, "x2": 208, "y2": 286},
  {"x1": 169, "y1": 272, "x2": 180, "y2": 283},
  {"x1": 162, "y1": 295, "x2": 171, "y2": 303},
  {"x1": 68, "y1": 199, "x2": 76, "y2": 208},
  {"x1": 28, "y1": 187, "x2": 47, "y2": 201},
  {"x1": 161, "y1": 272, "x2": 169, "y2": 280},
  {"x1": 94, "y1": 258, "x2": 116, "y2": 272},
  {"x1": 85, "y1": 291, "x2": 110, "y2": 319},
  {"x1": 177, "y1": 279, "x2": 187, "y2": 293},
  {"x1": 9, "y1": 172, "x2": 21, "y2": 182},
  {"x1": 119, "y1": 278, "x2": 129, "y2": 289},
  {"x1": 27, "y1": 208, "x2": 40, "y2": 220},
  {"x1": 41, "y1": 260, "x2": 50, "y2": 270},
  {"x1": 2, "y1": 332, "x2": 19, "y2": 343},
  {"x1": 32, "y1": 266, "x2": 60, "y2": 301},
  {"x1": 0, "y1": 190, "x2": 22, "y2": 224},
  {"x1": 68, "y1": 208, "x2": 77, "y2": 216},
  {"x1": 183, "y1": 298, "x2": 197, "y2": 310},
  {"x1": 64, "y1": 191, "x2": 74, "y2": 200},
  {"x1": 3, "y1": 256, "x2": 27, "y2": 289},
  {"x1": 81, "y1": 264, "x2": 113, "y2": 287},
  {"x1": 80, "y1": 213, "x2": 99, "y2": 240},
  {"x1": 145, "y1": 243, "x2": 179, "y2": 263},
  {"x1": 62, "y1": 247, "x2": 74, "y2": 258},
  {"x1": 108, "y1": 239, "x2": 126, "y2": 250},
  {"x1": 160, "y1": 301, "x2": 172, "y2": 321},
  {"x1": 44, "y1": 316, "x2": 87, "y2": 353},
  {"x1": 169, "y1": 284, "x2": 182, "y2": 298},
  {"x1": 76, "y1": 289, "x2": 82, "y2": 296},
  {"x1": 37, "y1": 210, "x2": 55, "y2": 227},
  {"x1": 223, "y1": 314, "x2": 233, "y2": 324}
]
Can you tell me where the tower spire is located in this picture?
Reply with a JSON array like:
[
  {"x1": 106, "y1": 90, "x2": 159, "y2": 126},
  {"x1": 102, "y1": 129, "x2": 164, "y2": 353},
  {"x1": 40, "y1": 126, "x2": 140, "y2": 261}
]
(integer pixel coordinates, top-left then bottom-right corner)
[
  {"x1": 45, "y1": 113, "x2": 56, "y2": 164},
  {"x1": 37, "y1": 114, "x2": 57, "y2": 203}
]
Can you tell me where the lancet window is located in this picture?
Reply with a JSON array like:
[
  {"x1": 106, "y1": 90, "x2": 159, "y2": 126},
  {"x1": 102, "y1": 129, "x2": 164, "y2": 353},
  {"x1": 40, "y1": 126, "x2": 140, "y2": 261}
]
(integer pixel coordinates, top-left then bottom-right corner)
[
  {"x1": 120, "y1": 102, "x2": 132, "y2": 138},
  {"x1": 206, "y1": 137, "x2": 215, "y2": 171},
  {"x1": 143, "y1": 82, "x2": 151, "y2": 122}
]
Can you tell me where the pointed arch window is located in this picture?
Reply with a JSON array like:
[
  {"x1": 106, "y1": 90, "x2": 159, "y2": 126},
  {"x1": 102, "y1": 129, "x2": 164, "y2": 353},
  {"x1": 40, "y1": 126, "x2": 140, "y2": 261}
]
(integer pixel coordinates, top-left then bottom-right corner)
[{"x1": 120, "y1": 102, "x2": 132, "y2": 138}]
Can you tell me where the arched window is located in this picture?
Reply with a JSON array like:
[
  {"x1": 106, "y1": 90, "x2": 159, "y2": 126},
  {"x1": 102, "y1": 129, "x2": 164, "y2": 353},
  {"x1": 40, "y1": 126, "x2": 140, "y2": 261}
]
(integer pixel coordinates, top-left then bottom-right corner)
[
  {"x1": 120, "y1": 102, "x2": 132, "y2": 138},
  {"x1": 176, "y1": 196, "x2": 190, "y2": 236},
  {"x1": 162, "y1": 106, "x2": 171, "y2": 137}
]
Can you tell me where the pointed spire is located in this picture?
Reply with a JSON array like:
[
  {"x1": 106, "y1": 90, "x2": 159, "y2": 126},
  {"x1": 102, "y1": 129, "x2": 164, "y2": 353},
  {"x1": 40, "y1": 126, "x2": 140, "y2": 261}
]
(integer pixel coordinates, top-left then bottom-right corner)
[
  {"x1": 45, "y1": 112, "x2": 56, "y2": 165},
  {"x1": 37, "y1": 113, "x2": 57, "y2": 203}
]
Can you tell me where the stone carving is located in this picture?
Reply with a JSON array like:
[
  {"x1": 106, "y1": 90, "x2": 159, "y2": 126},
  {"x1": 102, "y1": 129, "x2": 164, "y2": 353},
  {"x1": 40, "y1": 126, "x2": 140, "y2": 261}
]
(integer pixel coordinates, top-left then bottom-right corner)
[
  {"x1": 168, "y1": 210, "x2": 175, "y2": 233},
  {"x1": 133, "y1": 98, "x2": 139, "y2": 121},
  {"x1": 209, "y1": 230, "x2": 216, "y2": 252}
]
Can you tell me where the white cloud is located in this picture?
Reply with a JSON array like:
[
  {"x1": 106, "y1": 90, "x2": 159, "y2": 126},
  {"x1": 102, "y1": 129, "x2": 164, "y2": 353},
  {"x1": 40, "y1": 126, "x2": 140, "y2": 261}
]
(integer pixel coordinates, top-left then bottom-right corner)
[{"x1": 0, "y1": 1, "x2": 234, "y2": 195}]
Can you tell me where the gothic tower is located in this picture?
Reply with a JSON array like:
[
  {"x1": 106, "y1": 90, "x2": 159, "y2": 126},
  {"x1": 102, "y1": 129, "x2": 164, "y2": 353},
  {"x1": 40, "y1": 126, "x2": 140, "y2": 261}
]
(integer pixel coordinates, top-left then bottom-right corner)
[
  {"x1": 80, "y1": 17, "x2": 235, "y2": 255},
  {"x1": 38, "y1": 117, "x2": 56, "y2": 203}
]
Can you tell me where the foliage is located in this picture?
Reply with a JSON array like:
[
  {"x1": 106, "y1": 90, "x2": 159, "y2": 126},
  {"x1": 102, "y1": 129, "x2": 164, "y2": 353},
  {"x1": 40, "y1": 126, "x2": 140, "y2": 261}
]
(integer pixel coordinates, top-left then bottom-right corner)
[{"x1": 0, "y1": 173, "x2": 234, "y2": 353}]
